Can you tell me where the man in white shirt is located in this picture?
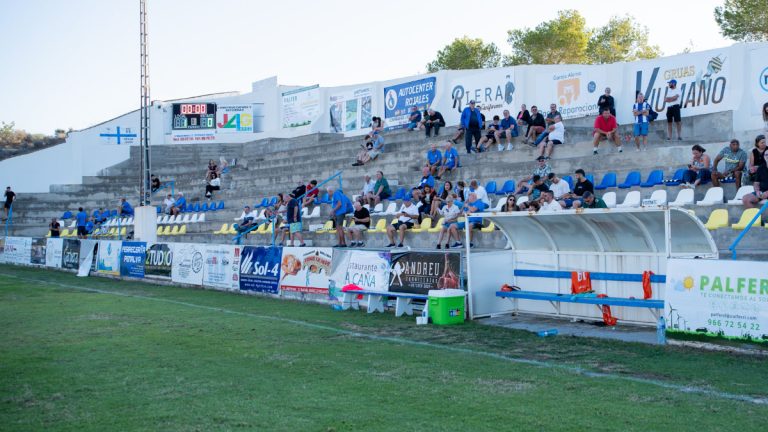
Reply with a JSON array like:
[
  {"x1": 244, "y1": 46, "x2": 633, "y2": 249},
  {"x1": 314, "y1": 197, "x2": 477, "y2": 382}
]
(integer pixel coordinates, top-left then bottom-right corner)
[
  {"x1": 386, "y1": 200, "x2": 419, "y2": 247},
  {"x1": 162, "y1": 194, "x2": 175, "y2": 215},
  {"x1": 665, "y1": 79, "x2": 683, "y2": 141},
  {"x1": 436, "y1": 196, "x2": 461, "y2": 249},
  {"x1": 469, "y1": 179, "x2": 490, "y2": 206},
  {"x1": 235, "y1": 205, "x2": 258, "y2": 233},
  {"x1": 548, "y1": 173, "x2": 571, "y2": 204},
  {"x1": 537, "y1": 115, "x2": 565, "y2": 160},
  {"x1": 539, "y1": 190, "x2": 564, "y2": 212},
  {"x1": 361, "y1": 175, "x2": 376, "y2": 201}
]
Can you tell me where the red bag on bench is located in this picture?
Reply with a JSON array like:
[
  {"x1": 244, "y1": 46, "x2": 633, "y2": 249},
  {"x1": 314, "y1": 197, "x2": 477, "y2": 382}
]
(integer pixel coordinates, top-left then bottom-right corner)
[
  {"x1": 571, "y1": 271, "x2": 592, "y2": 294},
  {"x1": 597, "y1": 294, "x2": 617, "y2": 326},
  {"x1": 642, "y1": 270, "x2": 653, "y2": 299}
]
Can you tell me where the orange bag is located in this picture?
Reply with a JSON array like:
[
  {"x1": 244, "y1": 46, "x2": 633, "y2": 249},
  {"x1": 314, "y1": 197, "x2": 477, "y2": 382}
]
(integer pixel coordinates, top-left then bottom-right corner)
[
  {"x1": 597, "y1": 294, "x2": 617, "y2": 326},
  {"x1": 642, "y1": 271, "x2": 654, "y2": 300},
  {"x1": 570, "y1": 271, "x2": 593, "y2": 294}
]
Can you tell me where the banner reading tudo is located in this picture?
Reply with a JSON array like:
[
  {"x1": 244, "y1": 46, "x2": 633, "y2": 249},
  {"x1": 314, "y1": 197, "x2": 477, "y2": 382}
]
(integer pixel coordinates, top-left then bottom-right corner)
[{"x1": 239, "y1": 246, "x2": 282, "y2": 294}]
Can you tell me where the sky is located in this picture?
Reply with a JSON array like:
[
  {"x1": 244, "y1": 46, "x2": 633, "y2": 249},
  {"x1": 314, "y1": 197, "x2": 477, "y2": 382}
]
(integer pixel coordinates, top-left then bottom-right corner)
[{"x1": 0, "y1": 0, "x2": 733, "y2": 134}]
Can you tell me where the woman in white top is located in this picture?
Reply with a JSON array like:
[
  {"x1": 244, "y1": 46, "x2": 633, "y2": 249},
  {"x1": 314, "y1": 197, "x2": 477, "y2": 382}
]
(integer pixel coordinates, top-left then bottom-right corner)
[{"x1": 682, "y1": 144, "x2": 712, "y2": 188}]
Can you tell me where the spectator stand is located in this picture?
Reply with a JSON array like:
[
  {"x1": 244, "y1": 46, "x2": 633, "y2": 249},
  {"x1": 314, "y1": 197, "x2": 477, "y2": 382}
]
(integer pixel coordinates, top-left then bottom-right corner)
[
  {"x1": 463, "y1": 208, "x2": 717, "y2": 324},
  {"x1": 729, "y1": 199, "x2": 768, "y2": 260}
]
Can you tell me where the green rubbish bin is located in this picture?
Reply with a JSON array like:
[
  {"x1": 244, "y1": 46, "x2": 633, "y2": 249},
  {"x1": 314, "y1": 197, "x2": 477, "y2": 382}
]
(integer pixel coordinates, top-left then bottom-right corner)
[{"x1": 428, "y1": 289, "x2": 467, "y2": 325}]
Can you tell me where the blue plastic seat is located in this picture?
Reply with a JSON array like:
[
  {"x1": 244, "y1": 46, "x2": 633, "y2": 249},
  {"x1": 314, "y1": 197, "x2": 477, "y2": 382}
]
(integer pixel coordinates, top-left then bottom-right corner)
[
  {"x1": 665, "y1": 168, "x2": 687, "y2": 186},
  {"x1": 562, "y1": 176, "x2": 574, "y2": 190},
  {"x1": 255, "y1": 197, "x2": 268, "y2": 208},
  {"x1": 269, "y1": 196, "x2": 279, "y2": 206},
  {"x1": 393, "y1": 187, "x2": 407, "y2": 201},
  {"x1": 484, "y1": 181, "x2": 497, "y2": 195},
  {"x1": 498, "y1": 180, "x2": 516, "y2": 195},
  {"x1": 318, "y1": 193, "x2": 330, "y2": 205},
  {"x1": 61, "y1": 211, "x2": 73, "y2": 220},
  {"x1": 156, "y1": 206, "x2": 162, "y2": 214},
  {"x1": 640, "y1": 170, "x2": 664, "y2": 188},
  {"x1": 217, "y1": 200, "x2": 225, "y2": 210},
  {"x1": 594, "y1": 172, "x2": 617, "y2": 190},
  {"x1": 201, "y1": 202, "x2": 209, "y2": 212},
  {"x1": 110, "y1": 209, "x2": 118, "y2": 217},
  {"x1": 192, "y1": 203, "x2": 201, "y2": 212},
  {"x1": 586, "y1": 174, "x2": 595, "y2": 185},
  {"x1": 618, "y1": 171, "x2": 642, "y2": 189}
]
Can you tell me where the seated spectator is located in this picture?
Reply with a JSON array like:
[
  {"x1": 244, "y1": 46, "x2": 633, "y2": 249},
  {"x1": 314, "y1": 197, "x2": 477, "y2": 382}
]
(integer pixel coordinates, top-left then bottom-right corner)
[
  {"x1": 495, "y1": 110, "x2": 519, "y2": 151},
  {"x1": 303, "y1": 180, "x2": 319, "y2": 207},
  {"x1": 548, "y1": 173, "x2": 571, "y2": 207},
  {"x1": 523, "y1": 106, "x2": 546, "y2": 145},
  {"x1": 205, "y1": 171, "x2": 221, "y2": 199},
  {"x1": 418, "y1": 185, "x2": 436, "y2": 217},
  {"x1": 92, "y1": 208, "x2": 102, "y2": 225},
  {"x1": 518, "y1": 200, "x2": 540, "y2": 212},
  {"x1": 171, "y1": 192, "x2": 186, "y2": 216},
  {"x1": 353, "y1": 131, "x2": 384, "y2": 166},
  {"x1": 426, "y1": 144, "x2": 442, "y2": 177},
  {"x1": 537, "y1": 115, "x2": 564, "y2": 160},
  {"x1": 743, "y1": 146, "x2": 768, "y2": 208},
  {"x1": 163, "y1": 194, "x2": 175, "y2": 214},
  {"x1": 120, "y1": 198, "x2": 134, "y2": 216},
  {"x1": 711, "y1": 139, "x2": 747, "y2": 188},
  {"x1": 565, "y1": 169, "x2": 594, "y2": 209},
  {"x1": 386, "y1": 199, "x2": 419, "y2": 247},
  {"x1": 457, "y1": 193, "x2": 488, "y2": 248},
  {"x1": 592, "y1": 109, "x2": 622, "y2": 155},
  {"x1": 329, "y1": 185, "x2": 353, "y2": 247},
  {"x1": 360, "y1": 175, "x2": 376, "y2": 203},
  {"x1": 533, "y1": 103, "x2": 562, "y2": 147},
  {"x1": 367, "y1": 171, "x2": 391, "y2": 207},
  {"x1": 151, "y1": 174, "x2": 161, "y2": 192},
  {"x1": 417, "y1": 166, "x2": 435, "y2": 190},
  {"x1": 436, "y1": 141, "x2": 460, "y2": 180},
  {"x1": 206, "y1": 159, "x2": 219, "y2": 181},
  {"x1": 431, "y1": 180, "x2": 456, "y2": 216},
  {"x1": 682, "y1": 144, "x2": 712, "y2": 188},
  {"x1": 581, "y1": 191, "x2": 607, "y2": 209},
  {"x1": 501, "y1": 195, "x2": 519, "y2": 212},
  {"x1": 49, "y1": 217, "x2": 61, "y2": 237},
  {"x1": 436, "y1": 196, "x2": 461, "y2": 249},
  {"x1": 513, "y1": 157, "x2": 552, "y2": 195},
  {"x1": 422, "y1": 108, "x2": 445, "y2": 137},
  {"x1": 477, "y1": 115, "x2": 501, "y2": 152},
  {"x1": 526, "y1": 175, "x2": 550, "y2": 202},
  {"x1": 282, "y1": 193, "x2": 305, "y2": 247},
  {"x1": 539, "y1": 190, "x2": 564, "y2": 212},
  {"x1": 346, "y1": 200, "x2": 370, "y2": 247},
  {"x1": 517, "y1": 104, "x2": 532, "y2": 134},
  {"x1": 467, "y1": 179, "x2": 489, "y2": 206},
  {"x1": 235, "y1": 206, "x2": 257, "y2": 233},
  {"x1": 366, "y1": 116, "x2": 385, "y2": 139},
  {"x1": 748, "y1": 134, "x2": 767, "y2": 190},
  {"x1": 456, "y1": 180, "x2": 467, "y2": 202},
  {"x1": 85, "y1": 218, "x2": 95, "y2": 235},
  {"x1": 407, "y1": 106, "x2": 422, "y2": 131},
  {"x1": 632, "y1": 92, "x2": 651, "y2": 151}
]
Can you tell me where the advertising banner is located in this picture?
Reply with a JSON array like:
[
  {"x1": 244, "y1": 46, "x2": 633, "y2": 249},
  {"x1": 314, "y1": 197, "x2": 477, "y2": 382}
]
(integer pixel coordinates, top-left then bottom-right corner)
[
  {"x1": 535, "y1": 65, "x2": 607, "y2": 120},
  {"x1": 171, "y1": 243, "x2": 205, "y2": 286},
  {"x1": 328, "y1": 250, "x2": 390, "y2": 300},
  {"x1": 389, "y1": 252, "x2": 462, "y2": 295},
  {"x1": 145, "y1": 243, "x2": 172, "y2": 278},
  {"x1": 665, "y1": 258, "x2": 768, "y2": 342},
  {"x1": 444, "y1": 69, "x2": 518, "y2": 126},
  {"x1": 216, "y1": 104, "x2": 257, "y2": 134},
  {"x1": 749, "y1": 46, "x2": 768, "y2": 110},
  {"x1": 281, "y1": 85, "x2": 320, "y2": 129},
  {"x1": 383, "y1": 77, "x2": 436, "y2": 129},
  {"x1": 30, "y1": 238, "x2": 46, "y2": 265},
  {"x1": 120, "y1": 241, "x2": 147, "y2": 278},
  {"x1": 45, "y1": 238, "x2": 63, "y2": 268},
  {"x1": 77, "y1": 240, "x2": 98, "y2": 277},
  {"x1": 171, "y1": 129, "x2": 216, "y2": 143},
  {"x1": 329, "y1": 87, "x2": 373, "y2": 133},
  {"x1": 239, "y1": 246, "x2": 282, "y2": 294},
  {"x1": 0, "y1": 237, "x2": 32, "y2": 265},
  {"x1": 61, "y1": 239, "x2": 80, "y2": 270},
  {"x1": 97, "y1": 240, "x2": 122, "y2": 276},
  {"x1": 202, "y1": 244, "x2": 241, "y2": 291},
  {"x1": 280, "y1": 247, "x2": 333, "y2": 294}
]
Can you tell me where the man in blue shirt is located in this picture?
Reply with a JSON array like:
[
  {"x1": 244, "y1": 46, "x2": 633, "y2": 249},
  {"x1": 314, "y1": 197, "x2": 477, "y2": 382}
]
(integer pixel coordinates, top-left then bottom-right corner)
[
  {"x1": 456, "y1": 193, "x2": 487, "y2": 248},
  {"x1": 120, "y1": 198, "x2": 134, "y2": 216},
  {"x1": 329, "y1": 185, "x2": 352, "y2": 247},
  {"x1": 459, "y1": 100, "x2": 483, "y2": 154},
  {"x1": 417, "y1": 166, "x2": 435, "y2": 190},
  {"x1": 171, "y1": 192, "x2": 186, "y2": 216},
  {"x1": 426, "y1": 143, "x2": 442, "y2": 177},
  {"x1": 437, "y1": 141, "x2": 460, "y2": 180},
  {"x1": 496, "y1": 109, "x2": 519, "y2": 151},
  {"x1": 76, "y1": 207, "x2": 88, "y2": 239},
  {"x1": 407, "y1": 106, "x2": 422, "y2": 131}
]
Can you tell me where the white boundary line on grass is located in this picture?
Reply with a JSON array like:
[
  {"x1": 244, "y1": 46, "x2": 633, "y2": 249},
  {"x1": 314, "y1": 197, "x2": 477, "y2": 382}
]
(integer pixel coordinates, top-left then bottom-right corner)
[{"x1": 2, "y1": 271, "x2": 767, "y2": 406}]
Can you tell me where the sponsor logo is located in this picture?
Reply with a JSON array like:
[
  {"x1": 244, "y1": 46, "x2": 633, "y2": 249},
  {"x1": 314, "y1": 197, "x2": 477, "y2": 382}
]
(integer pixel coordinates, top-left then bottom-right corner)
[
  {"x1": 451, "y1": 74, "x2": 515, "y2": 113},
  {"x1": 760, "y1": 66, "x2": 768, "y2": 93},
  {"x1": 636, "y1": 54, "x2": 727, "y2": 112}
]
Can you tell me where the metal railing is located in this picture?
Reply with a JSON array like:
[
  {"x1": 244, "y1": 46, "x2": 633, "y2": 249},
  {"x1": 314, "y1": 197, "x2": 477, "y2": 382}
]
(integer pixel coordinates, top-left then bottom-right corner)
[
  {"x1": 728, "y1": 199, "x2": 768, "y2": 260},
  {"x1": 153, "y1": 180, "x2": 175, "y2": 197}
]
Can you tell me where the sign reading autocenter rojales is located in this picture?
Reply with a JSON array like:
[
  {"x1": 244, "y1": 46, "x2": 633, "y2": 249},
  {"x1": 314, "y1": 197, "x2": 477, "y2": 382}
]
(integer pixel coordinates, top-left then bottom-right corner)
[{"x1": 383, "y1": 77, "x2": 436, "y2": 130}]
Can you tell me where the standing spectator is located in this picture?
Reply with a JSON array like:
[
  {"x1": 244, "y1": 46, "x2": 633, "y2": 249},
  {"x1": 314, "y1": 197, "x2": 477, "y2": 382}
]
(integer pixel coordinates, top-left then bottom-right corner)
[
  {"x1": 360, "y1": 175, "x2": 376, "y2": 203},
  {"x1": 435, "y1": 196, "x2": 461, "y2": 249},
  {"x1": 533, "y1": 103, "x2": 562, "y2": 147},
  {"x1": 49, "y1": 218, "x2": 61, "y2": 237},
  {"x1": 386, "y1": 199, "x2": 419, "y2": 248},
  {"x1": 436, "y1": 141, "x2": 460, "y2": 179},
  {"x1": 539, "y1": 190, "x2": 564, "y2": 212},
  {"x1": 3, "y1": 186, "x2": 15, "y2": 221},
  {"x1": 235, "y1": 206, "x2": 257, "y2": 234},
  {"x1": 522, "y1": 106, "x2": 546, "y2": 145},
  {"x1": 171, "y1": 193, "x2": 186, "y2": 216},
  {"x1": 151, "y1": 174, "x2": 161, "y2": 192},
  {"x1": 329, "y1": 185, "x2": 353, "y2": 248},
  {"x1": 581, "y1": 191, "x2": 608, "y2": 209},
  {"x1": 495, "y1": 109, "x2": 518, "y2": 151},
  {"x1": 665, "y1": 79, "x2": 683, "y2": 141},
  {"x1": 417, "y1": 166, "x2": 435, "y2": 190},
  {"x1": 460, "y1": 100, "x2": 483, "y2": 154},
  {"x1": 284, "y1": 193, "x2": 306, "y2": 247},
  {"x1": 597, "y1": 87, "x2": 616, "y2": 117},
  {"x1": 205, "y1": 171, "x2": 221, "y2": 199},
  {"x1": 422, "y1": 108, "x2": 445, "y2": 137},
  {"x1": 346, "y1": 200, "x2": 370, "y2": 247},
  {"x1": 303, "y1": 180, "x2": 319, "y2": 207},
  {"x1": 748, "y1": 134, "x2": 767, "y2": 191},
  {"x1": 407, "y1": 106, "x2": 422, "y2": 131},
  {"x1": 120, "y1": 198, "x2": 134, "y2": 217},
  {"x1": 76, "y1": 207, "x2": 88, "y2": 239},
  {"x1": 162, "y1": 193, "x2": 175, "y2": 214},
  {"x1": 468, "y1": 179, "x2": 490, "y2": 206},
  {"x1": 477, "y1": 115, "x2": 501, "y2": 152},
  {"x1": 457, "y1": 193, "x2": 488, "y2": 248},
  {"x1": 513, "y1": 157, "x2": 552, "y2": 195},
  {"x1": 368, "y1": 171, "x2": 391, "y2": 207},
  {"x1": 567, "y1": 169, "x2": 595, "y2": 209},
  {"x1": 426, "y1": 143, "x2": 442, "y2": 177},
  {"x1": 516, "y1": 104, "x2": 532, "y2": 133},
  {"x1": 592, "y1": 109, "x2": 622, "y2": 155},
  {"x1": 711, "y1": 139, "x2": 747, "y2": 188},
  {"x1": 682, "y1": 144, "x2": 711, "y2": 188},
  {"x1": 632, "y1": 92, "x2": 652, "y2": 151},
  {"x1": 537, "y1": 115, "x2": 564, "y2": 160}
]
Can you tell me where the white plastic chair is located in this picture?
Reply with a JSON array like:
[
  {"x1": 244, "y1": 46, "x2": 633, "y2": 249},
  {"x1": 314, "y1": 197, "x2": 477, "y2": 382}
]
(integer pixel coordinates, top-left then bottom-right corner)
[
  {"x1": 727, "y1": 185, "x2": 755, "y2": 205},
  {"x1": 649, "y1": 189, "x2": 667, "y2": 206},
  {"x1": 668, "y1": 189, "x2": 694, "y2": 207},
  {"x1": 517, "y1": 195, "x2": 529, "y2": 206},
  {"x1": 68, "y1": 220, "x2": 77, "y2": 228},
  {"x1": 189, "y1": 213, "x2": 199, "y2": 223},
  {"x1": 156, "y1": 216, "x2": 162, "y2": 223},
  {"x1": 197, "y1": 213, "x2": 206, "y2": 223},
  {"x1": 617, "y1": 191, "x2": 641, "y2": 208},
  {"x1": 372, "y1": 203, "x2": 384, "y2": 213},
  {"x1": 492, "y1": 197, "x2": 505, "y2": 211},
  {"x1": 308, "y1": 207, "x2": 321, "y2": 219},
  {"x1": 383, "y1": 202, "x2": 397, "y2": 215},
  {"x1": 301, "y1": 207, "x2": 310, "y2": 218},
  {"x1": 126, "y1": 217, "x2": 134, "y2": 226},
  {"x1": 696, "y1": 187, "x2": 723, "y2": 206},
  {"x1": 159, "y1": 215, "x2": 170, "y2": 224},
  {"x1": 181, "y1": 214, "x2": 191, "y2": 224},
  {"x1": 602, "y1": 191, "x2": 617, "y2": 208}
]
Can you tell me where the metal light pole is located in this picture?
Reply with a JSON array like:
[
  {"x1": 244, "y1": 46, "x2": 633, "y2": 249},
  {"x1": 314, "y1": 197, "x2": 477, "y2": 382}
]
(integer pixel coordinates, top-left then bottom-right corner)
[{"x1": 139, "y1": 0, "x2": 151, "y2": 205}]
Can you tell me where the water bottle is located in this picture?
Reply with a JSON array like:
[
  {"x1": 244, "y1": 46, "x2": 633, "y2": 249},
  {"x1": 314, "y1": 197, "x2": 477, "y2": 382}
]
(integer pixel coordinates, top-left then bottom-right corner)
[
  {"x1": 537, "y1": 329, "x2": 558, "y2": 337},
  {"x1": 331, "y1": 304, "x2": 343, "y2": 311},
  {"x1": 657, "y1": 316, "x2": 667, "y2": 345}
]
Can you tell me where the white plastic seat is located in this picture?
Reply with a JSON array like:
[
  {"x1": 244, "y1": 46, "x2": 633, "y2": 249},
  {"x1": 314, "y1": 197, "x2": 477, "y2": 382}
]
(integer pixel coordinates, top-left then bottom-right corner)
[
  {"x1": 189, "y1": 213, "x2": 199, "y2": 223},
  {"x1": 372, "y1": 203, "x2": 384, "y2": 213},
  {"x1": 517, "y1": 195, "x2": 529, "y2": 206},
  {"x1": 649, "y1": 189, "x2": 667, "y2": 206},
  {"x1": 301, "y1": 207, "x2": 310, "y2": 218},
  {"x1": 181, "y1": 214, "x2": 191, "y2": 224},
  {"x1": 168, "y1": 215, "x2": 178, "y2": 224},
  {"x1": 602, "y1": 191, "x2": 617, "y2": 208},
  {"x1": 727, "y1": 185, "x2": 755, "y2": 205},
  {"x1": 126, "y1": 217, "x2": 133, "y2": 226},
  {"x1": 159, "y1": 215, "x2": 170, "y2": 224},
  {"x1": 197, "y1": 213, "x2": 206, "y2": 223},
  {"x1": 68, "y1": 220, "x2": 77, "y2": 228},
  {"x1": 492, "y1": 197, "x2": 505, "y2": 211},
  {"x1": 308, "y1": 207, "x2": 320, "y2": 219},
  {"x1": 696, "y1": 187, "x2": 723, "y2": 206},
  {"x1": 617, "y1": 191, "x2": 641, "y2": 208},
  {"x1": 383, "y1": 203, "x2": 397, "y2": 215},
  {"x1": 668, "y1": 189, "x2": 694, "y2": 207}
]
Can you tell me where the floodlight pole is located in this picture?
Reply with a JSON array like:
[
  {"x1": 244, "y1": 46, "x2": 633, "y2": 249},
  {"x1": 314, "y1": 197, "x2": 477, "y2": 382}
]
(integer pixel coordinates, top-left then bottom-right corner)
[{"x1": 139, "y1": 0, "x2": 151, "y2": 205}]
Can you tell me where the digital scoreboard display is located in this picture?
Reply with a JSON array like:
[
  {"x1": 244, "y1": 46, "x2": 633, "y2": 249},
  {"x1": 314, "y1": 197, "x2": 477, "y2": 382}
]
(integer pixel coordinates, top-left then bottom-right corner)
[{"x1": 172, "y1": 103, "x2": 217, "y2": 130}]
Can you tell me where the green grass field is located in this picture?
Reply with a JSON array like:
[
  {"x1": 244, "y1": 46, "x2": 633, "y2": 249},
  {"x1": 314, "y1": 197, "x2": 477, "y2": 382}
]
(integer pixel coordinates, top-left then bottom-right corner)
[{"x1": 1, "y1": 264, "x2": 767, "y2": 431}]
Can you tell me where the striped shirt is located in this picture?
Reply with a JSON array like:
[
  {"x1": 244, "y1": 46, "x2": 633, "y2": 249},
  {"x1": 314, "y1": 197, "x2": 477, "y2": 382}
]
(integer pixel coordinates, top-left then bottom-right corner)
[{"x1": 633, "y1": 102, "x2": 651, "y2": 124}]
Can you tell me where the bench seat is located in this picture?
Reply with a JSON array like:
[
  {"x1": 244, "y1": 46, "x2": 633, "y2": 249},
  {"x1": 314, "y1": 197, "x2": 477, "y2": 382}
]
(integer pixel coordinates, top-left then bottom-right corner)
[{"x1": 341, "y1": 290, "x2": 429, "y2": 316}]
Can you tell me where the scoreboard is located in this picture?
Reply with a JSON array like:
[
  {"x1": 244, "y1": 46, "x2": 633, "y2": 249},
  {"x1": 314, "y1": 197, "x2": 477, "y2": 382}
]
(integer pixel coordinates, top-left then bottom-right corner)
[{"x1": 172, "y1": 103, "x2": 217, "y2": 130}]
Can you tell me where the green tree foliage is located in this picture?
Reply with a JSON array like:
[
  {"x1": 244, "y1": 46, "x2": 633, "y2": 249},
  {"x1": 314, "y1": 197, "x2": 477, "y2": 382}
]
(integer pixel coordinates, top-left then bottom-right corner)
[
  {"x1": 587, "y1": 15, "x2": 662, "y2": 64},
  {"x1": 505, "y1": 10, "x2": 589, "y2": 65},
  {"x1": 714, "y1": 0, "x2": 768, "y2": 42},
  {"x1": 426, "y1": 36, "x2": 502, "y2": 72}
]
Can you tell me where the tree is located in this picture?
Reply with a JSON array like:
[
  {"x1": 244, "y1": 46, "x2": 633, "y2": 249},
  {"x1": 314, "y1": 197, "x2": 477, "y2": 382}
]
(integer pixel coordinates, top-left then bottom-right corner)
[
  {"x1": 426, "y1": 36, "x2": 502, "y2": 72},
  {"x1": 505, "y1": 10, "x2": 590, "y2": 65},
  {"x1": 714, "y1": 0, "x2": 768, "y2": 42},
  {"x1": 587, "y1": 15, "x2": 662, "y2": 64}
]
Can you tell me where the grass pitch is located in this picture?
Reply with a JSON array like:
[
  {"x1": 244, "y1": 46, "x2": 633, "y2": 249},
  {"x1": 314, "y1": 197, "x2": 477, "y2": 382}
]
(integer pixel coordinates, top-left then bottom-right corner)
[{"x1": 0, "y1": 264, "x2": 766, "y2": 431}]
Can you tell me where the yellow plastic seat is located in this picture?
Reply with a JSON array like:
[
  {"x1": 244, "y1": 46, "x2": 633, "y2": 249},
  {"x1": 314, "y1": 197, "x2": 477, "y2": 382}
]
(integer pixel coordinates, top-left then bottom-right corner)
[
  {"x1": 427, "y1": 218, "x2": 444, "y2": 233},
  {"x1": 120, "y1": 227, "x2": 127, "y2": 236},
  {"x1": 169, "y1": 225, "x2": 180, "y2": 236},
  {"x1": 369, "y1": 219, "x2": 387, "y2": 233},
  {"x1": 732, "y1": 208, "x2": 762, "y2": 230},
  {"x1": 108, "y1": 227, "x2": 117, "y2": 236},
  {"x1": 179, "y1": 225, "x2": 187, "y2": 235},
  {"x1": 161, "y1": 225, "x2": 172, "y2": 236},
  {"x1": 60, "y1": 229, "x2": 69, "y2": 237},
  {"x1": 213, "y1": 223, "x2": 228, "y2": 234},
  {"x1": 156, "y1": 226, "x2": 163, "y2": 235},
  {"x1": 260, "y1": 222, "x2": 274, "y2": 235},
  {"x1": 315, "y1": 221, "x2": 332, "y2": 233},
  {"x1": 227, "y1": 223, "x2": 238, "y2": 235},
  {"x1": 704, "y1": 209, "x2": 729, "y2": 230},
  {"x1": 481, "y1": 221, "x2": 496, "y2": 233},
  {"x1": 411, "y1": 217, "x2": 431, "y2": 233}
]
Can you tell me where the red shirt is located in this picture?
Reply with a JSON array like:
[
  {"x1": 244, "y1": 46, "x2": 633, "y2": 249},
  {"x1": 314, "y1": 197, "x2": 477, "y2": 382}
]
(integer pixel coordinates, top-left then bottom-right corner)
[
  {"x1": 594, "y1": 115, "x2": 617, "y2": 132},
  {"x1": 306, "y1": 185, "x2": 319, "y2": 198}
]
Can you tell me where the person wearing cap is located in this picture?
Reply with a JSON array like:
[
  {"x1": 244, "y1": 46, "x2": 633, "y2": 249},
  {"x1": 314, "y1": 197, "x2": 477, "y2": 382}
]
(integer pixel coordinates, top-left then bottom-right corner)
[
  {"x1": 422, "y1": 108, "x2": 445, "y2": 137},
  {"x1": 597, "y1": 87, "x2": 616, "y2": 117},
  {"x1": 234, "y1": 205, "x2": 257, "y2": 233},
  {"x1": 711, "y1": 139, "x2": 747, "y2": 188},
  {"x1": 386, "y1": 199, "x2": 419, "y2": 248},
  {"x1": 460, "y1": 100, "x2": 483, "y2": 154},
  {"x1": 513, "y1": 157, "x2": 552, "y2": 195},
  {"x1": 592, "y1": 108, "x2": 622, "y2": 155},
  {"x1": 665, "y1": 79, "x2": 683, "y2": 140},
  {"x1": 407, "y1": 106, "x2": 422, "y2": 131}
]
